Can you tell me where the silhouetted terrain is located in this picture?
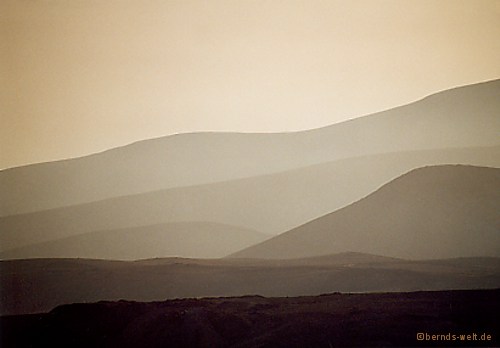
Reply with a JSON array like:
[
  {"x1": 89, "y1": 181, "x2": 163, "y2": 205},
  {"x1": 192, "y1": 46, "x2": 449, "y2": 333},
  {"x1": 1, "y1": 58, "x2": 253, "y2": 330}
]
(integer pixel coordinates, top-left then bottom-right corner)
[
  {"x1": 1, "y1": 80, "x2": 499, "y2": 347},
  {"x1": 1, "y1": 146, "x2": 499, "y2": 256},
  {"x1": 1, "y1": 289, "x2": 498, "y2": 347},
  {"x1": 1, "y1": 253, "x2": 499, "y2": 316},
  {"x1": 2, "y1": 79, "x2": 499, "y2": 216},
  {"x1": 231, "y1": 165, "x2": 500, "y2": 260}
]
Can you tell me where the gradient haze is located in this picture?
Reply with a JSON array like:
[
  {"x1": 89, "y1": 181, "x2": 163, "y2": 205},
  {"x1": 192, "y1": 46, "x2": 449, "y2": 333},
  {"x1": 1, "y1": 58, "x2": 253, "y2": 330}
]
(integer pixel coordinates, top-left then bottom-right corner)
[{"x1": 2, "y1": 0, "x2": 500, "y2": 169}]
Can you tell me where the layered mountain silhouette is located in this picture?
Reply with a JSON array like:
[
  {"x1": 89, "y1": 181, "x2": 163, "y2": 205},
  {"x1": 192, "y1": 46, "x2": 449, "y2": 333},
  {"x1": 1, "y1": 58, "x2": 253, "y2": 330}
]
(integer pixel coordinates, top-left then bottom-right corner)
[
  {"x1": 1, "y1": 253, "x2": 499, "y2": 316},
  {"x1": 1, "y1": 146, "x2": 498, "y2": 257},
  {"x1": 231, "y1": 165, "x2": 500, "y2": 260},
  {"x1": 2, "y1": 79, "x2": 499, "y2": 216},
  {"x1": 1, "y1": 80, "x2": 499, "y2": 348}
]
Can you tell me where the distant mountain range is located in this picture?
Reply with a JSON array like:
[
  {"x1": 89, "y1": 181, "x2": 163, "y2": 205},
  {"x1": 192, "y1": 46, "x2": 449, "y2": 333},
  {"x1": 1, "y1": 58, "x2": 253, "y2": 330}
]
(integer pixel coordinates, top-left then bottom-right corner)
[
  {"x1": 1, "y1": 79, "x2": 499, "y2": 261},
  {"x1": 1, "y1": 147, "x2": 498, "y2": 257},
  {"x1": 2, "y1": 79, "x2": 499, "y2": 216}
]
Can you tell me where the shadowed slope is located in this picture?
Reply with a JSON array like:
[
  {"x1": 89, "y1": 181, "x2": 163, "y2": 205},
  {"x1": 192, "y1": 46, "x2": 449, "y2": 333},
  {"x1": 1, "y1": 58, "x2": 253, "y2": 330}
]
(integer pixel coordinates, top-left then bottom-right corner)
[
  {"x1": 0, "y1": 222, "x2": 270, "y2": 260},
  {"x1": 1, "y1": 146, "x2": 498, "y2": 254},
  {"x1": 2, "y1": 79, "x2": 499, "y2": 216},
  {"x1": 230, "y1": 165, "x2": 500, "y2": 260}
]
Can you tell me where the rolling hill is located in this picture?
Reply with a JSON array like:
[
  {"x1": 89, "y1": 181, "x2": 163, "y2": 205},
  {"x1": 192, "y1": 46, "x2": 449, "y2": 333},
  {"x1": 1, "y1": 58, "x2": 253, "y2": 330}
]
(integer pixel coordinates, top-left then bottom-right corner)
[
  {"x1": 230, "y1": 165, "x2": 500, "y2": 260},
  {"x1": 2, "y1": 79, "x2": 499, "y2": 216},
  {"x1": 1, "y1": 146, "x2": 498, "y2": 255}
]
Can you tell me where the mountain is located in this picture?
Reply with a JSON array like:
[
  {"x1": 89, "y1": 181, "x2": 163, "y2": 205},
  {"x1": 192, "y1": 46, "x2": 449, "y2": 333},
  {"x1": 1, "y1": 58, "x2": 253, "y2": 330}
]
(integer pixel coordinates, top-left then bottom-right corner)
[
  {"x1": 230, "y1": 165, "x2": 500, "y2": 260},
  {"x1": 2, "y1": 79, "x2": 499, "y2": 216},
  {"x1": 1, "y1": 253, "x2": 499, "y2": 316},
  {"x1": 1, "y1": 146, "x2": 498, "y2": 255},
  {"x1": 0, "y1": 222, "x2": 269, "y2": 260}
]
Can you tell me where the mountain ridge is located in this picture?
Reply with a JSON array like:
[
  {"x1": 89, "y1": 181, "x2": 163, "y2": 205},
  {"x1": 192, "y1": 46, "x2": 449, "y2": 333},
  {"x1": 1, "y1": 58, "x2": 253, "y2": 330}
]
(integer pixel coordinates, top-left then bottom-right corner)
[
  {"x1": 3, "y1": 78, "x2": 499, "y2": 172},
  {"x1": 1, "y1": 146, "x2": 498, "y2": 255},
  {"x1": 2, "y1": 79, "x2": 499, "y2": 216}
]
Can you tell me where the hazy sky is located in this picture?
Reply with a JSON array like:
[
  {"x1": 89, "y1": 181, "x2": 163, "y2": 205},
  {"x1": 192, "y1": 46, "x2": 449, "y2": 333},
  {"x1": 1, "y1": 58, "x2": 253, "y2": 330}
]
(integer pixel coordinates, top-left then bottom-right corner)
[{"x1": 2, "y1": 0, "x2": 500, "y2": 169}]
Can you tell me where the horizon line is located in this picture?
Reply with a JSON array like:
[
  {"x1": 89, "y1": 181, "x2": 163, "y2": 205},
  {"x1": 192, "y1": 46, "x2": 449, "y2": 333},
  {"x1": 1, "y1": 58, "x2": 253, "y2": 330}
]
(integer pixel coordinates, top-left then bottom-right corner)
[{"x1": 2, "y1": 77, "x2": 498, "y2": 171}]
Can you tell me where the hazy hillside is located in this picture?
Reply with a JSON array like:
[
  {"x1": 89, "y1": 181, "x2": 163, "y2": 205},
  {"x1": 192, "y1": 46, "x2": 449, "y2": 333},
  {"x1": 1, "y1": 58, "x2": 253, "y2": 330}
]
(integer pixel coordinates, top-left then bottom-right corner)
[
  {"x1": 1, "y1": 146, "x2": 498, "y2": 254},
  {"x1": 230, "y1": 165, "x2": 500, "y2": 260},
  {"x1": 0, "y1": 222, "x2": 269, "y2": 260},
  {"x1": 1, "y1": 254, "x2": 499, "y2": 316},
  {"x1": 2, "y1": 79, "x2": 499, "y2": 216}
]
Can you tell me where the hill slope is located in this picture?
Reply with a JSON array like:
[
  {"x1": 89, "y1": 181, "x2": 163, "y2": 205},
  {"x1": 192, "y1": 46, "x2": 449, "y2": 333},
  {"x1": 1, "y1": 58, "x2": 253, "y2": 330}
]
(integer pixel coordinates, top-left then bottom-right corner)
[
  {"x1": 1, "y1": 146, "x2": 498, "y2": 254},
  {"x1": 0, "y1": 222, "x2": 269, "y2": 260},
  {"x1": 230, "y1": 165, "x2": 500, "y2": 260},
  {"x1": 2, "y1": 79, "x2": 499, "y2": 216}
]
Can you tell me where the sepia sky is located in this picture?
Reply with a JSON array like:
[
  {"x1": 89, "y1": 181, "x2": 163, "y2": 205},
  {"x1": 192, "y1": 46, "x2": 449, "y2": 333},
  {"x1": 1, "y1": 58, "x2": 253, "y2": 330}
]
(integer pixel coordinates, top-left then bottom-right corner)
[{"x1": 1, "y1": 0, "x2": 500, "y2": 169}]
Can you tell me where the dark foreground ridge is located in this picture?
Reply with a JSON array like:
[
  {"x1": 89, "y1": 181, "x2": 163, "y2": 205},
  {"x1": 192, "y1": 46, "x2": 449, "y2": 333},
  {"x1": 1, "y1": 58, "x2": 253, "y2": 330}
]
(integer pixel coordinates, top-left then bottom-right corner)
[
  {"x1": 1, "y1": 289, "x2": 498, "y2": 347},
  {"x1": 2, "y1": 254, "x2": 499, "y2": 316}
]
